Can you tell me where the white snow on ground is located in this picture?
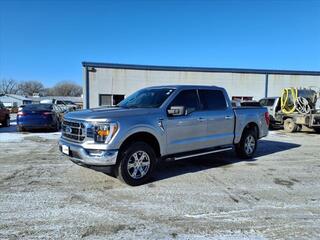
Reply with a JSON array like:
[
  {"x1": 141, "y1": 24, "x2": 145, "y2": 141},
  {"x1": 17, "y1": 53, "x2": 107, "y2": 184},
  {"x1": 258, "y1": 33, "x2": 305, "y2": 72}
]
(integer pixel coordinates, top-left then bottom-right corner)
[
  {"x1": 0, "y1": 132, "x2": 61, "y2": 142},
  {"x1": 174, "y1": 233, "x2": 266, "y2": 240}
]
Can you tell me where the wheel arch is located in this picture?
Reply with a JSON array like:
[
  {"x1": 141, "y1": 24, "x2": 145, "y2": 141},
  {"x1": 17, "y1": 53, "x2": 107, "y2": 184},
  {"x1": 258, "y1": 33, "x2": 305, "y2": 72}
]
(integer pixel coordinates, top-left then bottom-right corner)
[
  {"x1": 242, "y1": 122, "x2": 259, "y2": 138},
  {"x1": 118, "y1": 131, "x2": 161, "y2": 159}
]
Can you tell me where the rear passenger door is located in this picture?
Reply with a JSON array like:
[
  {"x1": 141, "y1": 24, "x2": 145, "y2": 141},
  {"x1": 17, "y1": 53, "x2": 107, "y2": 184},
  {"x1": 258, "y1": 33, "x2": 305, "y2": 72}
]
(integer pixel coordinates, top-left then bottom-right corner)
[
  {"x1": 198, "y1": 89, "x2": 234, "y2": 147},
  {"x1": 165, "y1": 90, "x2": 207, "y2": 155}
]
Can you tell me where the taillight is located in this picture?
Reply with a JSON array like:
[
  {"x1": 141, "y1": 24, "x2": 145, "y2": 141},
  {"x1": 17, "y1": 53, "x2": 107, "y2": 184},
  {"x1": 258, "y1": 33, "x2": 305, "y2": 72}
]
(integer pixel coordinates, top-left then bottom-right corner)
[
  {"x1": 17, "y1": 112, "x2": 25, "y2": 116},
  {"x1": 42, "y1": 112, "x2": 53, "y2": 115},
  {"x1": 265, "y1": 112, "x2": 270, "y2": 126}
]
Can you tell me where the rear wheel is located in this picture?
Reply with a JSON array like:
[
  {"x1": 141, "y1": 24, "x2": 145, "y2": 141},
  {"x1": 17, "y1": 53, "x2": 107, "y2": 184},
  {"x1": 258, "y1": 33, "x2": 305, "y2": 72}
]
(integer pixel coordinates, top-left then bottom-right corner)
[
  {"x1": 55, "y1": 121, "x2": 61, "y2": 131},
  {"x1": 3, "y1": 116, "x2": 10, "y2": 127},
  {"x1": 115, "y1": 142, "x2": 156, "y2": 186},
  {"x1": 296, "y1": 124, "x2": 302, "y2": 132},
  {"x1": 235, "y1": 128, "x2": 258, "y2": 159},
  {"x1": 313, "y1": 127, "x2": 320, "y2": 133},
  {"x1": 283, "y1": 118, "x2": 297, "y2": 133},
  {"x1": 17, "y1": 126, "x2": 24, "y2": 132}
]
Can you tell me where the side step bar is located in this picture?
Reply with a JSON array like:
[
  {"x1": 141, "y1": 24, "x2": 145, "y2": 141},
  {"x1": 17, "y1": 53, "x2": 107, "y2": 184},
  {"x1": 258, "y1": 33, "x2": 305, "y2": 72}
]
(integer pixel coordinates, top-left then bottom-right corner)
[{"x1": 168, "y1": 147, "x2": 233, "y2": 161}]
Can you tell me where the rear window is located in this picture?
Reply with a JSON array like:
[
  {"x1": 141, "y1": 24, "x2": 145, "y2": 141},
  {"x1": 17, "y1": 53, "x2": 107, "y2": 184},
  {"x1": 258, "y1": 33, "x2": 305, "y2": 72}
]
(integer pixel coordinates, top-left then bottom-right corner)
[
  {"x1": 199, "y1": 90, "x2": 227, "y2": 110},
  {"x1": 22, "y1": 104, "x2": 53, "y2": 111},
  {"x1": 259, "y1": 99, "x2": 275, "y2": 106}
]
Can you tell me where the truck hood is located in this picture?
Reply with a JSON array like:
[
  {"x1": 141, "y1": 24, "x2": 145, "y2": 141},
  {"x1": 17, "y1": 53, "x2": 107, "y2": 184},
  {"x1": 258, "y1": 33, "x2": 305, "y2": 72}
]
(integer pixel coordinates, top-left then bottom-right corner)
[{"x1": 64, "y1": 107, "x2": 162, "y2": 121}]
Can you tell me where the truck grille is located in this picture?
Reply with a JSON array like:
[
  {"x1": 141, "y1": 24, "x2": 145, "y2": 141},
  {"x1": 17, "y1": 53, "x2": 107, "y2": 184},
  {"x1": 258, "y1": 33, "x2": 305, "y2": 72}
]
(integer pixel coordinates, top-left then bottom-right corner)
[{"x1": 62, "y1": 119, "x2": 86, "y2": 142}]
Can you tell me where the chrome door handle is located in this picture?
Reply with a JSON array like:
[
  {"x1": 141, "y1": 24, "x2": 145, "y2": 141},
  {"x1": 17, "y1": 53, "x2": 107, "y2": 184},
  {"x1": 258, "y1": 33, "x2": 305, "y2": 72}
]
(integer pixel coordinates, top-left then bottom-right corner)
[{"x1": 225, "y1": 116, "x2": 232, "y2": 120}]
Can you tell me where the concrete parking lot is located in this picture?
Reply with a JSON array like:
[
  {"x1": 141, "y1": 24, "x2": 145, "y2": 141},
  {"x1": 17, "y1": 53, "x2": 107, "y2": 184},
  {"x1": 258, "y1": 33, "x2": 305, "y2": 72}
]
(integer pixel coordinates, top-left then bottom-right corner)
[{"x1": 0, "y1": 117, "x2": 319, "y2": 239}]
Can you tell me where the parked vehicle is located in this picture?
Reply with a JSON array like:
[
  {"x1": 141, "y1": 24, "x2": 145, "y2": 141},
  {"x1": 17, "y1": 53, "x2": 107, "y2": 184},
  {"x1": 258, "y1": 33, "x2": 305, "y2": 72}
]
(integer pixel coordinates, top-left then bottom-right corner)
[
  {"x1": 59, "y1": 85, "x2": 269, "y2": 185},
  {"x1": 40, "y1": 99, "x2": 78, "y2": 111},
  {"x1": 260, "y1": 88, "x2": 320, "y2": 133},
  {"x1": 17, "y1": 104, "x2": 64, "y2": 131},
  {"x1": 0, "y1": 101, "x2": 10, "y2": 127},
  {"x1": 259, "y1": 97, "x2": 282, "y2": 128}
]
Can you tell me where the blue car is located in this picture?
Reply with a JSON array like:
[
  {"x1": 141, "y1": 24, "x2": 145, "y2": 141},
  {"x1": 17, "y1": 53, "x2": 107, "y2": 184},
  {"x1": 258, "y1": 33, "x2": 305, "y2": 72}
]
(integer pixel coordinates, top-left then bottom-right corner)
[{"x1": 17, "y1": 104, "x2": 63, "y2": 132}]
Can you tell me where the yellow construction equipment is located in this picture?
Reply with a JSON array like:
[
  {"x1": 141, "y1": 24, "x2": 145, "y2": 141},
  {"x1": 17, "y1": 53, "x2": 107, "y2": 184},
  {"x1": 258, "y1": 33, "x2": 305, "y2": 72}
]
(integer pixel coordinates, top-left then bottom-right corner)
[
  {"x1": 281, "y1": 87, "x2": 298, "y2": 114},
  {"x1": 281, "y1": 87, "x2": 318, "y2": 114}
]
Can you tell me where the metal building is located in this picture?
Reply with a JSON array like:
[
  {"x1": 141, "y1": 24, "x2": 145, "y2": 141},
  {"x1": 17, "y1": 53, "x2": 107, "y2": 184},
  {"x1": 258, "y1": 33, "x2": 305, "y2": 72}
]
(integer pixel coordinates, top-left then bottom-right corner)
[{"x1": 82, "y1": 62, "x2": 320, "y2": 109}]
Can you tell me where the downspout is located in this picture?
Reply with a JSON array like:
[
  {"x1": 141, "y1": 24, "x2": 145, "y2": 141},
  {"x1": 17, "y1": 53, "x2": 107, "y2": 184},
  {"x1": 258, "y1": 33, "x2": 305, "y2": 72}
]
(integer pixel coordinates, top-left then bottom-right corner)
[
  {"x1": 265, "y1": 73, "x2": 269, "y2": 98},
  {"x1": 85, "y1": 66, "x2": 90, "y2": 109}
]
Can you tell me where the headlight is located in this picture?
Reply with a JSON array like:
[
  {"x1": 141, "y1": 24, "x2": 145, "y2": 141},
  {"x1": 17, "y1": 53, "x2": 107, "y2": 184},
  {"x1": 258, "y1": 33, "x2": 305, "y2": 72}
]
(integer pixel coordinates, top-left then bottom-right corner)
[{"x1": 93, "y1": 123, "x2": 118, "y2": 143}]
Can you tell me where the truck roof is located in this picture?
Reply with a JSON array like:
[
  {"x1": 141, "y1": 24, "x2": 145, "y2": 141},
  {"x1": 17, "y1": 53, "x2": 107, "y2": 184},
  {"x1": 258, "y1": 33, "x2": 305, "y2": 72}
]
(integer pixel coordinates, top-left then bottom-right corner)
[{"x1": 145, "y1": 85, "x2": 224, "y2": 90}]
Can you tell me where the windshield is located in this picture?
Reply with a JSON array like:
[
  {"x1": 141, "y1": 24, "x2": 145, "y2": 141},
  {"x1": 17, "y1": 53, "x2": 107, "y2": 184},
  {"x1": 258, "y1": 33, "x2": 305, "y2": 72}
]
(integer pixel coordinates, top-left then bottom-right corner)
[{"x1": 118, "y1": 88, "x2": 175, "y2": 108}]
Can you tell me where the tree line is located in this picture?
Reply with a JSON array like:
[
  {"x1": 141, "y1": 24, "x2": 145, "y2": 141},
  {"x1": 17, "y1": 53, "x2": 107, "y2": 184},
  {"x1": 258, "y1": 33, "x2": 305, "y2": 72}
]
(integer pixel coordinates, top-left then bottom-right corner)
[{"x1": 0, "y1": 79, "x2": 82, "y2": 97}]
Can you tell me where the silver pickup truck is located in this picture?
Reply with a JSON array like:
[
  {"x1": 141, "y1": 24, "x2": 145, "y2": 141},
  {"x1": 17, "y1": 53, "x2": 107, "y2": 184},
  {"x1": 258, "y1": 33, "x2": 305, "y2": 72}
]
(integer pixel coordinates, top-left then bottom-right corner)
[{"x1": 59, "y1": 85, "x2": 269, "y2": 185}]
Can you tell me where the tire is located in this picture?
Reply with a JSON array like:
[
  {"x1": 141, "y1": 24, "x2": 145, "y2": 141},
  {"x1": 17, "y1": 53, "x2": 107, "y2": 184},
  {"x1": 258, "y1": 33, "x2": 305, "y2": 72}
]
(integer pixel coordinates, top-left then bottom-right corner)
[
  {"x1": 268, "y1": 123, "x2": 275, "y2": 130},
  {"x1": 283, "y1": 118, "x2": 297, "y2": 133},
  {"x1": 296, "y1": 124, "x2": 302, "y2": 132},
  {"x1": 313, "y1": 127, "x2": 320, "y2": 134},
  {"x1": 17, "y1": 126, "x2": 24, "y2": 132},
  {"x1": 115, "y1": 141, "x2": 156, "y2": 186},
  {"x1": 235, "y1": 128, "x2": 258, "y2": 159},
  {"x1": 3, "y1": 116, "x2": 10, "y2": 127},
  {"x1": 55, "y1": 121, "x2": 61, "y2": 131}
]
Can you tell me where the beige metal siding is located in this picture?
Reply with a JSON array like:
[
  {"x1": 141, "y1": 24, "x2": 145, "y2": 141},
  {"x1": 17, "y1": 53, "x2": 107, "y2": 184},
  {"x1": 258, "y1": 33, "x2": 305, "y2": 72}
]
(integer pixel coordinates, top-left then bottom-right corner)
[
  {"x1": 84, "y1": 67, "x2": 320, "y2": 108},
  {"x1": 87, "y1": 67, "x2": 266, "y2": 108},
  {"x1": 268, "y1": 74, "x2": 320, "y2": 97}
]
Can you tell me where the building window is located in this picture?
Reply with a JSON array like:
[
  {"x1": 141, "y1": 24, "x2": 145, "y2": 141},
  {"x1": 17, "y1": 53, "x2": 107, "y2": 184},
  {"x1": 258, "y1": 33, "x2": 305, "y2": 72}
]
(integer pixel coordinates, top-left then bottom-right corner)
[
  {"x1": 232, "y1": 96, "x2": 253, "y2": 102},
  {"x1": 99, "y1": 94, "x2": 125, "y2": 106}
]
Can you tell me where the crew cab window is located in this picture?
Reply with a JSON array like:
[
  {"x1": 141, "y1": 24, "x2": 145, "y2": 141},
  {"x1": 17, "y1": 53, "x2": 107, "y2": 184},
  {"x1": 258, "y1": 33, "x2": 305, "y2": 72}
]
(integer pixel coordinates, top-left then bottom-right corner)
[
  {"x1": 199, "y1": 90, "x2": 227, "y2": 110},
  {"x1": 169, "y1": 90, "x2": 200, "y2": 113}
]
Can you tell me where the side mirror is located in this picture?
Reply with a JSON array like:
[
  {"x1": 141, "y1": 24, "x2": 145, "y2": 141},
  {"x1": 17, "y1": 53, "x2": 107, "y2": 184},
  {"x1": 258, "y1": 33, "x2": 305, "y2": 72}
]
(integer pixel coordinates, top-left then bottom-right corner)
[{"x1": 167, "y1": 106, "x2": 185, "y2": 116}]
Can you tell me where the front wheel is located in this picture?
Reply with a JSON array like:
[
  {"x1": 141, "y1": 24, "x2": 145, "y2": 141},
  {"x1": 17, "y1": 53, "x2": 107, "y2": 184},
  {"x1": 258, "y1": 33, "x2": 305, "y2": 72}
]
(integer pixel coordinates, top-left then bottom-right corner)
[
  {"x1": 283, "y1": 118, "x2": 297, "y2": 133},
  {"x1": 115, "y1": 142, "x2": 156, "y2": 186},
  {"x1": 235, "y1": 129, "x2": 258, "y2": 159}
]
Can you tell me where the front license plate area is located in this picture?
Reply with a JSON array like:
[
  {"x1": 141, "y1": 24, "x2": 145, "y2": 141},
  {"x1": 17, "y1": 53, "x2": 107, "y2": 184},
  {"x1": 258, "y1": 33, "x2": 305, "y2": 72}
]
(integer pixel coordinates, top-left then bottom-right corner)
[{"x1": 62, "y1": 145, "x2": 70, "y2": 155}]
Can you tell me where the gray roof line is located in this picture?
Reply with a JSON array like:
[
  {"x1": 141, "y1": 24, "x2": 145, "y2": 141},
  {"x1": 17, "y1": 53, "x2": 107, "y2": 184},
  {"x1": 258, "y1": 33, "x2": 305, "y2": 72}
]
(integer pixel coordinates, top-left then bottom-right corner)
[{"x1": 82, "y1": 62, "x2": 320, "y2": 76}]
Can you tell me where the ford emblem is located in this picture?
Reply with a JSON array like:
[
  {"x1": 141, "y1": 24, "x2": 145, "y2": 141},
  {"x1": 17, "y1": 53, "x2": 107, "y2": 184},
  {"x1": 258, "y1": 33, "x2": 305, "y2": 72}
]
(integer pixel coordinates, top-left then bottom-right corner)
[{"x1": 65, "y1": 126, "x2": 72, "y2": 134}]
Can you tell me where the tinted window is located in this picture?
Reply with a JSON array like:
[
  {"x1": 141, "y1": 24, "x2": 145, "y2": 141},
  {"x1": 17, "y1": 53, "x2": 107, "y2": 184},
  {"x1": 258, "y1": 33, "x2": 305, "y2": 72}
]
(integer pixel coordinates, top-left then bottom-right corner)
[
  {"x1": 199, "y1": 90, "x2": 227, "y2": 110},
  {"x1": 169, "y1": 90, "x2": 200, "y2": 113},
  {"x1": 259, "y1": 98, "x2": 275, "y2": 106},
  {"x1": 118, "y1": 88, "x2": 175, "y2": 108},
  {"x1": 22, "y1": 104, "x2": 53, "y2": 111}
]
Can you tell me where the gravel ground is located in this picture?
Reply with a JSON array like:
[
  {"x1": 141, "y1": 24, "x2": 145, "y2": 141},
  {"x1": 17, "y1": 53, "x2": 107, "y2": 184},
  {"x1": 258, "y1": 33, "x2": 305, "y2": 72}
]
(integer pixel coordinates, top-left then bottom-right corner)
[{"x1": 0, "y1": 125, "x2": 319, "y2": 239}]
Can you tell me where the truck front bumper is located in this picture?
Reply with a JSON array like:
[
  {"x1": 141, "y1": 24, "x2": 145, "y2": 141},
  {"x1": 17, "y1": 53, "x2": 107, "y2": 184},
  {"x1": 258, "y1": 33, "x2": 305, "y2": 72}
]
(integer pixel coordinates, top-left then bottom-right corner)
[{"x1": 59, "y1": 138, "x2": 118, "y2": 166}]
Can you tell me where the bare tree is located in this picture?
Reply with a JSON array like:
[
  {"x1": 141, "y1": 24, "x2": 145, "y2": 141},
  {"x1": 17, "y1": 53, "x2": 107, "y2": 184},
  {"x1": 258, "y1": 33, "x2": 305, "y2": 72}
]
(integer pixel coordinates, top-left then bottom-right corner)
[
  {"x1": 0, "y1": 78, "x2": 19, "y2": 94},
  {"x1": 49, "y1": 81, "x2": 82, "y2": 96},
  {"x1": 18, "y1": 81, "x2": 44, "y2": 96}
]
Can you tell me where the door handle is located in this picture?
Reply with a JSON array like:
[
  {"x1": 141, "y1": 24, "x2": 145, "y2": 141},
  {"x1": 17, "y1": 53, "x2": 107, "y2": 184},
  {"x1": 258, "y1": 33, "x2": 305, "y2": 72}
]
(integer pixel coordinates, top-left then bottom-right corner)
[
  {"x1": 197, "y1": 117, "x2": 206, "y2": 122},
  {"x1": 225, "y1": 116, "x2": 232, "y2": 120}
]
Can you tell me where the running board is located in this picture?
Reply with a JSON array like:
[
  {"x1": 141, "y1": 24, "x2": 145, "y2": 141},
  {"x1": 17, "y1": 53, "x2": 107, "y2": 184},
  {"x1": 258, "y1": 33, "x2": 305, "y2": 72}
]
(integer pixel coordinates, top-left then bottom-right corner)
[{"x1": 168, "y1": 147, "x2": 233, "y2": 161}]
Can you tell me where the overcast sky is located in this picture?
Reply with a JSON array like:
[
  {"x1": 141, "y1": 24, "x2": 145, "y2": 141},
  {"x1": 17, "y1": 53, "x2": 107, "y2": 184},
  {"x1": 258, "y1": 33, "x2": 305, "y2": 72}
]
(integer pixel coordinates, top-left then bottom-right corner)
[{"x1": 0, "y1": 0, "x2": 319, "y2": 86}]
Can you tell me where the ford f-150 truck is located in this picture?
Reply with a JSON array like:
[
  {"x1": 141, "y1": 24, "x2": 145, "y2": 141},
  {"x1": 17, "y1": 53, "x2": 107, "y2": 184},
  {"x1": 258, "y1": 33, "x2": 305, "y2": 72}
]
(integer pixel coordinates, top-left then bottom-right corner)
[{"x1": 59, "y1": 85, "x2": 269, "y2": 185}]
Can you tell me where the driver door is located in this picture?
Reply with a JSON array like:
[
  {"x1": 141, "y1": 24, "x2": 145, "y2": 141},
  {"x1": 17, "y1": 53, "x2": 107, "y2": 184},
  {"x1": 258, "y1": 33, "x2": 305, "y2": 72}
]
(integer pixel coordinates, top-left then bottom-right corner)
[{"x1": 164, "y1": 90, "x2": 208, "y2": 155}]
